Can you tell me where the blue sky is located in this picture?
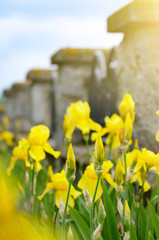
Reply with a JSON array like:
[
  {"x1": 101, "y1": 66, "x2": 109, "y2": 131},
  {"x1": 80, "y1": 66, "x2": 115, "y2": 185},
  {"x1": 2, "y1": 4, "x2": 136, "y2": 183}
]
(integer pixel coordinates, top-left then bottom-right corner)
[{"x1": 0, "y1": 0, "x2": 131, "y2": 94}]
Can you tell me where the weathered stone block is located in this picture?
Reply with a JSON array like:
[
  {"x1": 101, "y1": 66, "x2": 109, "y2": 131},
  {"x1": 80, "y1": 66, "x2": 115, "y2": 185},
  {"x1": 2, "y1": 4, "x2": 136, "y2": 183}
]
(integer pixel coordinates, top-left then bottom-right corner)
[
  {"x1": 26, "y1": 69, "x2": 55, "y2": 129},
  {"x1": 107, "y1": 0, "x2": 159, "y2": 151}
]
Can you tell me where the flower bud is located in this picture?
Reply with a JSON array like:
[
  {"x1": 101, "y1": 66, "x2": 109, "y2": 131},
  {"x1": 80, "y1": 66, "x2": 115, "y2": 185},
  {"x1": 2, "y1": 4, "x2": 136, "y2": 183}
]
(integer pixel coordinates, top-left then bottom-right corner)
[
  {"x1": 98, "y1": 201, "x2": 106, "y2": 223},
  {"x1": 59, "y1": 198, "x2": 65, "y2": 218},
  {"x1": 115, "y1": 158, "x2": 123, "y2": 185},
  {"x1": 66, "y1": 144, "x2": 76, "y2": 182},
  {"x1": 124, "y1": 113, "x2": 133, "y2": 142},
  {"x1": 47, "y1": 165, "x2": 53, "y2": 182},
  {"x1": 117, "y1": 222, "x2": 123, "y2": 236},
  {"x1": 124, "y1": 200, "x2": 130, "y2": 221},
  {"x1": 84, "y1": 188, "x2": 93, "y2": 208},
  {"x1": 117, "y1": 198, "x2": 123, "y2": 217},
  {"x1": 94, "y1": 134, "x2": 105, "y2": 165},
  {"x1": 92, "y1": 223, "x2": 103, "y2": 240},
  {"x1": 134, "y1": 139, "x2": 138, "y2": 149},
  {"x1": 94, "y1": 162, "x2": 103, "y2": 178},
  {"x1": 68, "y1": 226, "x2": 74, "y2": 240},
  {"x1": 124, "y1": 232, "x2": 130, "y2": 240},
  {"x1": 119, "y1": 128, "x2": 124, "y2": 145}
]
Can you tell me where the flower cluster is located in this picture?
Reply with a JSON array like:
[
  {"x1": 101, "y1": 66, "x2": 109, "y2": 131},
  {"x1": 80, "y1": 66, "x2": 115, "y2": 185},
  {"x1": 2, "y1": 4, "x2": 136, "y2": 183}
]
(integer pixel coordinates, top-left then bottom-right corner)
[{"x1": 3, "y1": 93, "x2": 159, "y2": 240}]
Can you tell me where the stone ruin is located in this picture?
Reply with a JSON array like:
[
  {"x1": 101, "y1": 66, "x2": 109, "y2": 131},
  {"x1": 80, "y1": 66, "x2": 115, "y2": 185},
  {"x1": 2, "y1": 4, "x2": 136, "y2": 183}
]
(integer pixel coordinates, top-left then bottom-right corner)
[{"x1": 2, "y1": 0, "x2": 159, "y2": 155}]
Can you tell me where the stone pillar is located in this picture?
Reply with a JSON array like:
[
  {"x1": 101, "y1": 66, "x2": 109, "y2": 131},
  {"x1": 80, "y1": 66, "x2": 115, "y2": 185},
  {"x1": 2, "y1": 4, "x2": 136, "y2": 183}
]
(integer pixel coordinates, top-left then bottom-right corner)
[
  {"x1": 26, "y1": 69, "x2": 54, "y2": 129},
  {"x1": 107, "y1": 0, "x2": 159, "y2": 151},
  {"x1": 11, "y1": 82, "x2": 31, "y2": 132},
  {"x1": 3, "y1": 89, "x2": 15, "y2": 129},
  {"x1": 51, "y1": 48, "x2": 95, "y2": 146}
]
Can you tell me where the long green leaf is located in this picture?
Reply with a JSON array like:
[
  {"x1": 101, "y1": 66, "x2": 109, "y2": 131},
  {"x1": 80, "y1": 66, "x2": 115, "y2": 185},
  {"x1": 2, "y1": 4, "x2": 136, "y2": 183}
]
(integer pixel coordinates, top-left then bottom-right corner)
[
  {"x1": 148, "y1": 201, "x2": 159, "y2": 239},
  {"x1": 69, "y1": 206, "x2": 91, "y2": 240},
  {"x1": 148, "y1": 231, "x2": 154, "y2": 240},
  {"x1": 101, "y1": 180, "x2": 120, "y2": 240},
  {"x1": 130, "y1": 221, "x2": 137, "y2": 240},
  {"x1": 139, "y1": 203, "x2": 147, "y2": 240}
]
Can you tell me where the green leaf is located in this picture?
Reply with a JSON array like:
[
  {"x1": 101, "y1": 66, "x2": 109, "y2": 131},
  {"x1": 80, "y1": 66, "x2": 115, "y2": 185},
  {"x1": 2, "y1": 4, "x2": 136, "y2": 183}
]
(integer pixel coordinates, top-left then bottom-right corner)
[
  {"x1": 139, "y1": 203, "x2": 147, "y2": 240},
  {"x1": 148, "y1": 231, "x2": 154, "y2": 240},
  {"x1": 148, "y1": 201, "x2": 159, "y2": 239},
  {"x1": 130, "y1": 221, "x2": 138, "y2": 240},
  {"x1": 69, "y1": 206, "x2": 91, "y2": 240},
  {"x1": 101, "y1": 180, "x2": 120, "y2": 240},
  {"x1": 70, "y1": 221, "x2": 84, "y2": 240}
]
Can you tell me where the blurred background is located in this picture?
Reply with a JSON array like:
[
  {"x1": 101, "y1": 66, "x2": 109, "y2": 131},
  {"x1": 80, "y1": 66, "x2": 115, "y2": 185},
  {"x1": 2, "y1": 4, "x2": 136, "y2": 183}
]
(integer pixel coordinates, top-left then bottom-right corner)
[{"x1": 0, "y1": 0, "x2": 131, "y2": 94}]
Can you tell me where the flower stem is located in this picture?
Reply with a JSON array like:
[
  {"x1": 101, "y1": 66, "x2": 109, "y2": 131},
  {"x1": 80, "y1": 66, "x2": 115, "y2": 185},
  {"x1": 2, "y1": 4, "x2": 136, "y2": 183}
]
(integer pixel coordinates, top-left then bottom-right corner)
[
  {"x1": 122, "y1": 153, "x2": 128, "y2": 233},
  {"x1": 62, "y1": 182, "x2": 71, "y2": 240},
  {"x1": 90, "y1": 177, "x2": 100, "y2": 239}
]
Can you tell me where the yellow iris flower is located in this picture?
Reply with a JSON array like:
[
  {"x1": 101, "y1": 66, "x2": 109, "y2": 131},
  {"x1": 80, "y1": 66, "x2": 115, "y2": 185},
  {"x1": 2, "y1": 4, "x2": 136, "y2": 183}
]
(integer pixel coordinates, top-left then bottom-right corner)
[
  {"x1": 119, "y1": 93, "x2": 135, "y2": 122},
  {"x1": 132, "y1": 148, "x2": 159, "y2": 192},
  {"x1": 134, "y1": 148, "x2": 159, "y2": 172},
  {"x1": 0, "y1": 131, "x2": 14, "y2": 146},
  {"x1": 7, "y1": 138, "x2": 30, "y2": 176},
  {"x1": 8, "y1": 125, "x2": 60, "y2": 174},
  {"x1": 91, "y1": 113, "x2": 124, "y2": 149},
  {"x1": 115, "y1": 150, "x2": 139, "y2": 189},
  {"x1": 66, "y1": 101, "x2": 102, "y2": 135},
  {"x1": 63, "y1": 114, "x2": 75, "y2": 140},
  {"x1": 78, "y1": 161, "x2": 115, "y2": 202},
  {"x1": 28, "y1": 125, "x2": 60, "y2": 171},
  {"x1": 38, "y1": 170, "x2": 81, "y2": 208}
]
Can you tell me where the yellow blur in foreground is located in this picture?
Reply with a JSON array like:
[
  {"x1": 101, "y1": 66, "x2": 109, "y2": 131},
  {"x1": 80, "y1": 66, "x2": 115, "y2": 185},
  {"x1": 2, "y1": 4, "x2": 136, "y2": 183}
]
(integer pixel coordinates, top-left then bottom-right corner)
[{"x1": 0, "y1": 176, "x2": 54, "y2": 240}]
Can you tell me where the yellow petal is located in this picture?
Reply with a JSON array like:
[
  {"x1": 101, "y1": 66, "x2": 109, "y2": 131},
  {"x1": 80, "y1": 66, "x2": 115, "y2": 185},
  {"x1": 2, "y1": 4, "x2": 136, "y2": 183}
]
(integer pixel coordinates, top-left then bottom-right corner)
[
  {"x1": 70, "y1": 185, "x2": 81, "y2": 199},
  {"x1": 37, "y1": 183, "x2": 54, "y2": 200},
  {"x1": 88, "y1": 118, "x2": 102, "y2": 132},
  {"x1": 43, "y1": 142, "x2": 60, "y2": 158},
  {"x1": 29, "y1": 146, "x2": 46, "y2": 161},
  {"x1": 143, "y1": 181, "x2": 151, "y2": 192},
  {"x1": 55, "y1": 190, "x2": 74, "y2": 208},
  {"x1": 7, "y1": 157, "x2": 17, "y2": 176},
  {"x1": 104, "y1": 173, "x2": 116, "y2": 188},
  {"x1": 29, "y1": 125, "x2": 50, "y2": 146}
]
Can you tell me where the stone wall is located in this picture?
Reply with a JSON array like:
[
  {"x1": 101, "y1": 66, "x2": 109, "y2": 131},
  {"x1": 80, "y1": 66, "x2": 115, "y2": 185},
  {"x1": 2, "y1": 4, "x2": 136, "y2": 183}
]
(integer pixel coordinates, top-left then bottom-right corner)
[
  {"x1": 26, "y1": 69, "x2": 55, "y2": 129},
  {"x1": 108, "y1": 0, "x2": 159, "y2": 151}
]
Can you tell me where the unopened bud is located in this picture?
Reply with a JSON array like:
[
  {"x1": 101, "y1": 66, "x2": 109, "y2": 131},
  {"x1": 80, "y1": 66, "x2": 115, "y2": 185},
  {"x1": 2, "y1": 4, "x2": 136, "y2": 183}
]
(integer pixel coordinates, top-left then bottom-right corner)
[
  {"x1": 117, "y1": 198, "x2": 123, "y2": 217},
  {"x1": 125, "y1": 200, "x2": 130, "y2": 221},
  {"x1": 92, "y1": 223, "x2": 103, "y2": 240},
  {"x1": 94, "y1": 133, "x2": 105, "y2": 165},
  {"x1": 124, "y1": 113, "x2": 133, "y2": 142},
  {"x1": 84, "y1": 188, "x2": 93, "y2": 208},
  {"x1": 124, "y1": 232, "x2": 130, "y2": 240},
  {"x1": 134, "y1": 139, "x2": 138, "y2": 149},
  {"x1": 117, "y1": 222, "x2": 123, "y2": 236},
  {"x1": 68, "y1": 226, "x2": 74, "y2": 240},
  {"x1": 115, "y1": 158, "x2": 123, "y2": 185},
  {"x1": 25, "y1": 171, "x2": 29, "y2": 184},
  {"x1": 47, "y1": 165, "x2": 53, "y2": 181},
  {"x1": 98, "y1": 201, "x2": 106, "y2": 223},
  {"x1": 59, "y1": 198, "x2": 65, "y2": 218},
  {"x1": 119, "y1": 128, "x2": 124, "y2": 144},
  {"x1": 66, "y1": 144, "x2": 76, "y2": 182},
  {"x1": 120, "y1": 139, "x2": 129, "y2": 154},
  {"x1": 94, "y1": 162, "x2": 103, "y2": 178}
]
